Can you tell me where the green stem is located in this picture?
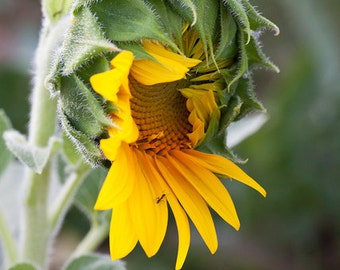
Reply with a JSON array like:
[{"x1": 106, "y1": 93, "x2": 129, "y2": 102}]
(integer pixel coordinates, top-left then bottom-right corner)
[
  {"x1": 20, "y1": 19, "x2": 58, "y2": 268},
  {"x1": 49, "y1": 163, "x2": 90, "y2": 233},
  {"x1": 71, "y1": 221, "x2": 109, "y2": 258},
  {"x1": 21, "y1": 168, "x2": 52, "y2": 268},
  {"x1": 0, "y1": 210, "x2": 18, "y2": 266}
]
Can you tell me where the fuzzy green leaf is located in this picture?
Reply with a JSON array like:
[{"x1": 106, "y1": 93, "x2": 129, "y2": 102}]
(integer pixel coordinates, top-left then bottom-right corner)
[
  {"x1": 215, "y1": 3, "x2": 238, "y2": 60},
  {"x1": 242, "y1": 0, "x2": 280, "y2": 35},
  {"x1": 59, "y1": 110, "x2": 103, "y2": 166},
  {"x1": 235, "y1": 77, "x2": 265, "y2": 120},
  {"x1": 0, "y1": 110, "x2": 12, "y2": 175},
  {"x1": 227, "y1": 28, "x2": 248, "y2": 90},
  {"x1": 247, "y1": 35, "x2": 279, "y2": 72},
  {"x1": 64, "y1": 254, "x2": 125, "y2": 270},
  {"x1": 61, "y1": 6, "x2": 119, "y2": 75},
  {"x1": 146, "y1": 0, "x2": 185, "y2": 48},
  {"x1": 59, "y1": 74, "x2": 113, "y2": 138},
  {"x1": 3, "y1": 131, "x2": 60, "y2": 174},
  {"x1": 222, "y1": 0, "x2": 251, "y2": 44},
  {"x1": 89, "y1": 0, "x2": 178, "y2": 50}
]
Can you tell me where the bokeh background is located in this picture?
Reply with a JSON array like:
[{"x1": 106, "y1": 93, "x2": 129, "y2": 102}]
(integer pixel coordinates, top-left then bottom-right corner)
[{"x1": 0, "y1": 0, "x2": 339, "y2": 269}]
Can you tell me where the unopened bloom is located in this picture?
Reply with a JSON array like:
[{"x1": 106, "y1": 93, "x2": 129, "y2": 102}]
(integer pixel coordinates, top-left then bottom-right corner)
[
  {"x1": 48, "y1": 1, "x2": 278, "y2": 269},
  {"x1": 90, "y1": 34, "x2": 266, "y2": 269}
]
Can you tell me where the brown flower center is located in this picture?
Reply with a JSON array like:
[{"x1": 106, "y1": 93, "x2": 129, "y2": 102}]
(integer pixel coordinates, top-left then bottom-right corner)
[{"x1": 129, "y1": 77, "x2": 192, "y2": 156}]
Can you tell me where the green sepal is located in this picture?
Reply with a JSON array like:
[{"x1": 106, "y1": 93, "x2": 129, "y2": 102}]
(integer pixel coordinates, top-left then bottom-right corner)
[
  {"x1": 170, "y1": 0, "x2": 219, "y2": 62},
  {"x1": 170, "y1": 0, "x2": 198, "y2": 25},
  {"x1": 3, "y1": 130, "x2": 61, "y2": 174},
  {"x1": 222, "y1": 0, "x2": 251, "y2": 44},
  {"x1": 146, "y1": 0, "x2": 185, "y2": 49},
  {"x1": 195, "y1": 106, "x2": 245, "y2": 163},
  {"x1": 59, "y1": 74, "x2": 113, "y2": 138},
  {"x1": 242, "y1": 0, "x2": 280, "y2": 35},
  {"x1": 62, "y1": 132, "x2": 84, "y2": 166},
  {"x1": 197, "y1": 128, "x2": 245, "y2": 164},
  {"x1": 63, "y1": 254, "x2": 125, "y2": 270},
  {"x1": 214, "y1": 3, "x2": 238, "y2": 60},
  {"x1": 88, "y1": 0, "x2": 179, "y2": 52},
  {"x1": 59, "y1": 110, "x2": 103, "y2": 166},
  {"x1": 61, "y1": 6, "x2": 119, "y2": 76},
  {"x1": 234, "y1": 77, "x2": 266, "y2": 121},
  {"x1": 219, "y1": 95, "x2": 243, "y2": 131},
  {"x1": 42, "y1": 0, "x2": 73, "y2": 23},
  {"x1": 226, "y1": 27, "x2": 248, "y2": 90},
  {"x1": 247, "y1": 35, "x2": 279, "y2": 72},
  {"x1": 0, "y1": 109, "x2": 12, "y2": 175}
]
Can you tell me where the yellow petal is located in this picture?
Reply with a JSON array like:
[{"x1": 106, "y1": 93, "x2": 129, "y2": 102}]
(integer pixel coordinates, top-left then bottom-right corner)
[
  {"x1": 170, "y1": 150, "x2": 240, "y2": 230},
  {"x1": 100, "y1": 137, "x2": 122, "y2": 161},
  {"x1": 183, "y1": 149, "x2": 267, "y2": 197},
  {"x1": 90, "y1": 69, "x2": 121, "y2": 102},
  {"x1": 90, "y1": 51, "x2": 134, "y2": 102},
  {"x1": 94, "y1": 143, "x2": 135, "y2": 209},
  {"x1": 109, "y1": 204, "x2": 138, "y2": 259},
  {"x1": 130, "y1": 41, "x2": 200, "y2": 85},
  {"x1": 156, "y1": 156, "x2": 218, "y2": 254},
  {"x1": 143, "y1": 41, "x2": 201, "y2": 68},
  {"x1": 134, "y1": 150, "x2": 168, "y2": 255},
  {"x1": 127, "y1": 149, "x2": 168, "y2": 257},
  {"x1": 167, "y1": 193, "x2": 190, "y2": 270},
  {"x1": 110, "y1": 50, "x2": 134, "y2": 71},
  {"x1": 142, "y1": 153, "x2": 190, "y2": 270},
  {"x1": 187, "y1": 118, "x2": 205, "y2": 146}
]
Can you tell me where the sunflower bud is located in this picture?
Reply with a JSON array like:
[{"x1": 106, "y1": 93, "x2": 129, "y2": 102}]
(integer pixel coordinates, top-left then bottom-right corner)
[
  {"x1": 47, "y1": 1, "x2": 278, "y2": 268},
  {"x1": 47, "y1": 0, "x2": 278, "y2": 166}
]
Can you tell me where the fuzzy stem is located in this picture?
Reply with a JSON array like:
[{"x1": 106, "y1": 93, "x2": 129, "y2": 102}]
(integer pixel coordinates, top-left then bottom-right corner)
[
  {"x1": 20, "y1": 19, "x2": 58, "y2": 268},
  {"x1": 48, "y1": 163, "x2": 90, "y2": 233},
  {"x1": 0, "y1": 210, "x2": 18, "y2": 266}
]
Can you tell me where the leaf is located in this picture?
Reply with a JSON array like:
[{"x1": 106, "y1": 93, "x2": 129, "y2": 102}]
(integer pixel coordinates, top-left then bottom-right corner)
[
  {"x1": 3, "y1": 130, "x2": 61, "y2": 174},
  {"x1": 63, "y1": 254, "x2": 125, "y2": 270},
  {"x1": 62, "y1": 132, "x2": 84, "y2": 166},
  {"x1": 59, "y1": 109, "x2": 103, "y2": 166},
  {"x1": 59, "y1": 74, "x2": 113, "y2": 138},
  {"x1": 222, "y1": 0, "x2": 251, "y2": 43},
  {"x1": 246, "y1": 35, "x2": 279, "y2": 72},
  {"x1": 170, "y1": 0, "x2": 219, "y2": 62},
  {"x1": 8, "y1": 263, "x2": 38, "y2": 270},
  {"x1": 146, "y1": 0, "x2": 185, "y2": 48},
  {"x1": 89, "y1": 0, "x2": 178, "y2": 50},
  {"x1": 215, "y1": 4, "x2": 238, "y2": 60},
  {"x1": 226, "y1": 28, "x2": 248, "y2": 90},
  {"x1": 242, "y1": 0, "x2": 280, "y2": 35},
  {"x1": 61, "y1": 6, "x2": 119, "y2": 75},
  {"x1": 0, "y1": 109, "x2": 12, "y2": 175}
]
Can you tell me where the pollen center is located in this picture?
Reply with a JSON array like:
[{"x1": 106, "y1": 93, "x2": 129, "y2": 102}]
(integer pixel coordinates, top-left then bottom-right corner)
[{"x1": 129, "y1": 77, "x2": 192, "y2": 156}]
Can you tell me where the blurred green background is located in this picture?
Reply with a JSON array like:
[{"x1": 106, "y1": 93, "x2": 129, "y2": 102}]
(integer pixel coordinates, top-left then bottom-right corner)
[{"x1": 0, "y1": 0, "x2": 339, "y2": 269}]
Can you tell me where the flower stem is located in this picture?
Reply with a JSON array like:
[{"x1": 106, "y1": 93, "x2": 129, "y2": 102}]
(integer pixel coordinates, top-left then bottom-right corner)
[
  {"x1": 0, "y1": 210, "x2": 18, "y2": 266},
  {"x1": 49, "y1": 163, "x2": 90, "y2": 233},
  {"x1": 20, "y1": 19, "x2": 58, "y2": 268}
]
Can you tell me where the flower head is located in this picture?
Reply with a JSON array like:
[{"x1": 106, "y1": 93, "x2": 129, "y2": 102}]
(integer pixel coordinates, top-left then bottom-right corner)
[
  {"x1": 48, "y1": 1, "x2": 278, "y2": 269},
  {"x1": 90, "y1": 34, "x2": 266, "y2": 269}
]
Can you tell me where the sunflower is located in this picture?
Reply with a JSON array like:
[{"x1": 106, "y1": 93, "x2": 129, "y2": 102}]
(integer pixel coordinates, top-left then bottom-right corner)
[{"x1": 89, "y1": 28, "x2": 266, "y2": 270}]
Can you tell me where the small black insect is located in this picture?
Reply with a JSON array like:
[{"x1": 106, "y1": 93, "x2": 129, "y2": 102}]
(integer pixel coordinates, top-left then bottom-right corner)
[{"x1": 156, "y1": 194, "x2": 166, "y2": 204}]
